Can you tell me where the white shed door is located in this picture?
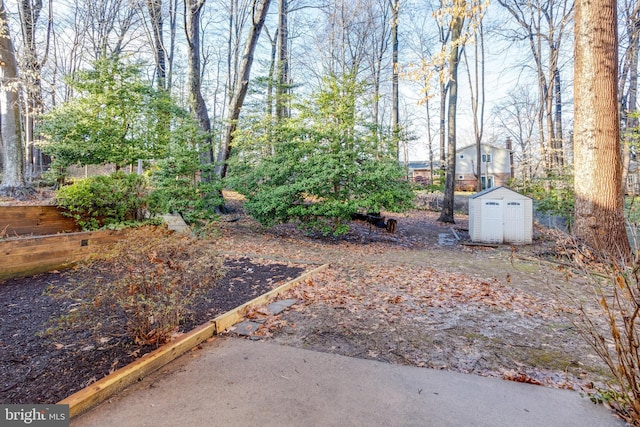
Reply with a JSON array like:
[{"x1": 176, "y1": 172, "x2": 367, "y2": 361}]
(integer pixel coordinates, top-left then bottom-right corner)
[
  {"x1": 481, "y1": 200, "x2": 503, "y2": 243},
  {"x1": 504, "y1": 201, "x2": 525, "y2": 243}
]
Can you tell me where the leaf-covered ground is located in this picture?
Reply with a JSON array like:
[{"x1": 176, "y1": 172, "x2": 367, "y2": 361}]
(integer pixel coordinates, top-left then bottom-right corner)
[
  {"x1": 0, "y1": 191, "x2": 612, "y2": 405},
  {"x1": 217, "y1": 193, "x2": 611, "y2": 391},
  {"x1": 0, "y1": 256, "x2": 307, "y2": 404}
]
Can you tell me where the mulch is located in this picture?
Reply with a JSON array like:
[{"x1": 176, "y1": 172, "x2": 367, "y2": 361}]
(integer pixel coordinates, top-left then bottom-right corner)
[{"x1": 0, "y1": 256, "x2": 307, "y2": 404}]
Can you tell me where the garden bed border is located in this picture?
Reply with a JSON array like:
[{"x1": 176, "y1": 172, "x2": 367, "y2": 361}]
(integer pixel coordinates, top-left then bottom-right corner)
[
  {"x1": 0, "y1": 205, "x2": 79, "y2": 237},
  {"x1": 58, "y1": 263, "x2": 329, "y2": 418},
  {"x1": 0, "y1": 230, "x2": 126, "y2": 280}
]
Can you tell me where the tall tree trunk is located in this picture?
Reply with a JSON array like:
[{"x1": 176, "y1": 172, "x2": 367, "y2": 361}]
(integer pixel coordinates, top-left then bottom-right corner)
[
  {"x1": 185, "y1": 0, "x2": 214, "y2": 177},
  {"x1": 553, "y1": 67, "x2": 564, "y2": 167},
  {"x1": 275, "y1": 0, "x2": 289, "y2": 120},
  {"x1": 391, "y1": 0, "x2": 400, "y2": 160},
  {"x1": 464, "y1": 22, "x2": 485, "y2": 192},
  {"x1": 18, "y1": 0, "x2": 51, "y2": 179},
  {"x1": 546, "y1": 42, "x2": 558, "y2": 169},
  {"x1": 438, "y1": 7, "x2": 465, "y2": 224},
  {"x1": 215, "y1": 0, "x2": 272, "y2": 180},
  {"x1": 265, "y1": 27, "x2": 277, "y2": 118},
  {"x1": 0, "y1": 0, "x2": 28, "y2": 196},
  {"x1": 439, "y1": 81, "x2": 447, "y2": 164},
  {"x1": 574, "y1": 0, "x2": 631, "y2": 260},
  {"x1": 147, "y1": 0, "x2": 167, "y2": 90}
]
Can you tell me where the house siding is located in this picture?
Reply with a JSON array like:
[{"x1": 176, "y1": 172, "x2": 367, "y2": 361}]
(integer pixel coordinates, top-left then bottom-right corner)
[
  {"x1": 405, "y1": 143, "x2": 513, "y2": 191},
  {"x1": 457, "y1": 144, "x2": 512, "y2": 190}
]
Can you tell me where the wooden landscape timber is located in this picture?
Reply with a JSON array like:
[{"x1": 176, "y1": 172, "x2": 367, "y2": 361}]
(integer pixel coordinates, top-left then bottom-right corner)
[
  {"x1": 213, "y1": 263, "x2": 329, "y2": 332},
  {"x1": 59, "y1": 262, "x2": 329, "y2": 418},
  {"x1": 0, "y1": 230, "x2": 125, "y2": 280},
  {"x1": 0, "y1": 205, "x2": 79, "y2": 237}
]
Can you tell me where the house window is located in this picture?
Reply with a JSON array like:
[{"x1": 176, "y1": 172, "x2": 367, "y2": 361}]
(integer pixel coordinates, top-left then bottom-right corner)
[
  {"x1": 481, "y1": 176, "x2": 494, "y2": 190},
  {"x1": 481, "y1": 154, "x2": 492, "y2": 163}
]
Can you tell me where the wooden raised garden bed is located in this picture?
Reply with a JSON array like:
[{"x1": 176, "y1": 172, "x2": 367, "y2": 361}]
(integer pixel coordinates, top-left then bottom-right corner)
[
  {"x1": 0, "y1": 205, "x2": 123, "y2": 280},
  {"x1": 0, "y1": 230, "x2": 125, "y2": 280},
  {"x1": 0, "y1": 204, "x2": 330, "y2": 418},
  {"x1": 0, "y1": 205, "x2": 79, "y2": 237}
]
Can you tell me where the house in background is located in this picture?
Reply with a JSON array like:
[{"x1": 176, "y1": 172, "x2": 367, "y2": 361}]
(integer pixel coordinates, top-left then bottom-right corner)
[
  {"x1": 456, "y1": 143, "x2": 514, "y2": 191},
  {"x1": 405, "y1": 142, "x2": 514, "y2": 191},
  {"x1": 406, "y1": 160, "x2": 441, "y2": 186}
]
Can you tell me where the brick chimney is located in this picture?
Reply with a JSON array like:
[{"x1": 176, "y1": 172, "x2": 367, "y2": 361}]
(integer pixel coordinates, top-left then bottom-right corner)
[{"x1": 506, "y1": 137, "x2": 514, "y2": 179}]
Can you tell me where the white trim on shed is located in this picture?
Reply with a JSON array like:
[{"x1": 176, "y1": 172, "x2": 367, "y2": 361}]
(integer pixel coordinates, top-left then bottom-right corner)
[{"x1": 469, "y1": 186, "x2": 533, "y2": 244}]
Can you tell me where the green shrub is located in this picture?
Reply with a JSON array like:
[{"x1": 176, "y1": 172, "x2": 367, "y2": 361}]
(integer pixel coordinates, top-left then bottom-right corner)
[
  {"x1": 56, "y1": 171, "x2": 149, "y2": 230},
  {"x1": 47, "y1": 226, "x2": 225, "y2": 346},
  {"x1": 511, "y1": 172, "x2": 574, "y2": 229},
  {"x1": 227, "y1": 72, "x2": 414, "y2": 236},
  {"x1": 148, "y1": 142, "x2": 222, "y2": 226}
]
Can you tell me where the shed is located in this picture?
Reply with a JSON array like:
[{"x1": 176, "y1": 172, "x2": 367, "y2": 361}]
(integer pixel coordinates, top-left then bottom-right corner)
[{"x1": 468, "y1": 186, "x2": 533, "y2": 244}]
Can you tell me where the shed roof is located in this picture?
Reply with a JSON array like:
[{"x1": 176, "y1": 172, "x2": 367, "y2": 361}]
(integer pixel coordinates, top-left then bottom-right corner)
[
  {"x1": 470, "y1": 186, "x2": 531, "y2": 200},
  {"x1": 458, "y1": 143, "x2": 513, "y2": 153}
]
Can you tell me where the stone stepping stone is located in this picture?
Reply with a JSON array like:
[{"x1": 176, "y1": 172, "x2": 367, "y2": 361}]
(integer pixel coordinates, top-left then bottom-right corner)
[
  {"x1": 232, "y1": 300, "x2": 299, "y2": 337},
  {"x1": 232, "y1": 321, "x2": 262, "y2": 336},
  {"x1": 265, "y1": 299, "x2": 298, "y2": 315},
  {"x1": 162, "y1": 213, "x2": 191, "y2": 233}
]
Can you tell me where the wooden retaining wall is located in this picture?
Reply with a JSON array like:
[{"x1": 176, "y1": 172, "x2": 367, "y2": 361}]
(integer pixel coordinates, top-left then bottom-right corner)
[
  {"x1": 0, "y1": 230, "x2": 124, "y2": 280},
  {"x1": 0, "y1": 205, "x2": 79, "y2": 237}
]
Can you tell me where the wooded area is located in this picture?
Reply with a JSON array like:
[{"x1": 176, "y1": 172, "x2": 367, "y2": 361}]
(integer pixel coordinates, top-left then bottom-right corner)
[{"x1": 0, "y1": 0, "x2": 635, "y2": 257}]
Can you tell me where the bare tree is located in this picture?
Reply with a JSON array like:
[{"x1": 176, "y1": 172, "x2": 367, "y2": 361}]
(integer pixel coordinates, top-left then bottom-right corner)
[
  {"x1": 365, "y1": 0, "x2": 391, "y2": 150},
  {"x1": 492, "y1": 87, "x2": 540, "y2": 180},
  {"x1": 427, "y1": 0, "x2": 486, "y2": 223},
  {"x1": 214, "y1": 0, "x2": 272, "y2": 179},
  {"x1": 573, "y1": 0, "x2": 631, "y2": 260},
  {"x1": 185, "y1": 0, "x2": 214, "y2": 172},
  {"x1": 463, "y1": 19, "x2": 486, "y2": 191},
  {"x1": 391, "y1": 0, "x2": 399, "y2": 159},
  {"x1": 18, "y1": 0, "x2": 52, "y2": 179},
  {"x1": 497, "y1": 0, "x2": 573, "y2": 172},
  {"x1": 142, "y1": 0, "x2": 177, "y2": 91},
  {"x1": 82, "y1": 0, "x2": 140, "y2": 59},
  {"x1": 438, "y1": 0, "x2": 465, "y2": 224},
  {"x1": 276, "y1": 0, "x2": 289, "y2": 119},
  {"x1": 619, "y1": 0, "x2": 640, "y2": 191}
]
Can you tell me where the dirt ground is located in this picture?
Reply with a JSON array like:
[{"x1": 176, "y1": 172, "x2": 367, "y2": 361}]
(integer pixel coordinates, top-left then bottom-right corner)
[
  {"x1": 0, "y1": 192, "x2": 614, "y2": 404},
  {"x1": 216, "y1": 197, "x2": 612, "y2": 392},
  {"x1": 0, "y1": 255, "x2": 307, "y2": 404}
]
